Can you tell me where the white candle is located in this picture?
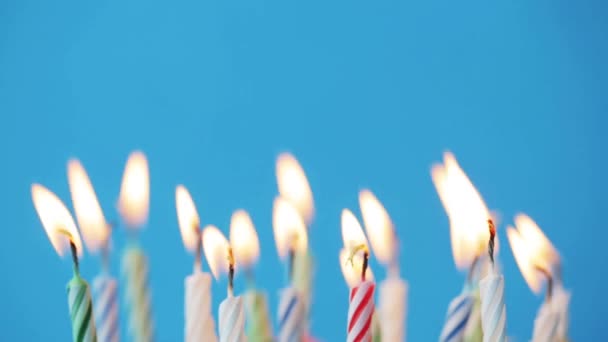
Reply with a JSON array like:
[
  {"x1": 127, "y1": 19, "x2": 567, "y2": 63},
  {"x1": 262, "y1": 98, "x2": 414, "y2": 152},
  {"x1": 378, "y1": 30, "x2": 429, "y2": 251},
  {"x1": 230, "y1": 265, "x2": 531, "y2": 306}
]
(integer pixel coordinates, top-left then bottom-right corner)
[
  {"x1": 277, "y1": 287, "x2": 305, "y2": 342},
  {"x1": 359, "y1": 190, "x2": 408, "y2": 342},
  {"x1": 531, "y1": 299, "x2": 559, "y2": 342},
  {"x1": 176, "y1": 185, "x2": 218, "y2": 342},
  {"x1": 479, "y1": 222, "x2": 507, "y2": 342},
  {"x1": 553, "y1": 284, "x2": 571, "y2": 340},
  {"x1": 219, "y1": 295, "x2": 246, "y2": 342}
]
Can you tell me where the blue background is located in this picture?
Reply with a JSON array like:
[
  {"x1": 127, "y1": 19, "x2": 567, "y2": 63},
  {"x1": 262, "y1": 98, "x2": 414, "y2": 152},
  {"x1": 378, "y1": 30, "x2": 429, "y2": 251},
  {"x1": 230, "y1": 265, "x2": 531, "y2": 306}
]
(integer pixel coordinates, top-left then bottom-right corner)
[{"x1": 1, "y1": 0, "x2": 606, "y2": 340}]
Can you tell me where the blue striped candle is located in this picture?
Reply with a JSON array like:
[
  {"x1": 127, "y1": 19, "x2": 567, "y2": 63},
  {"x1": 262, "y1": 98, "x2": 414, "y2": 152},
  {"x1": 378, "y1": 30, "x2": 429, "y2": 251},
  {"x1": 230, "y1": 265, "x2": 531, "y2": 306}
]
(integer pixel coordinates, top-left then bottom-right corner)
[
  {"x1": 277, "y1": 287, "x2": 305, "y2": 342},
  {"x1": 93, "y1": 274, "x2": 119, "y2": 342},
  {"x1": 439, "y1": 291, "x2": 474, "y2": 342}
]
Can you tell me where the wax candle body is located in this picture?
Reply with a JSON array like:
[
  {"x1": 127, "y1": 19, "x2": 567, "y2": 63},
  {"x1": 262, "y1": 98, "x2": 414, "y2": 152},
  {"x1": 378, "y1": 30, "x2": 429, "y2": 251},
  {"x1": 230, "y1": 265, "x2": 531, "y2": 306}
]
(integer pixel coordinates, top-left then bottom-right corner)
[
  {"x1": 347, "y1": 280, "x2": 375, "y2": 342},
  {"x1": 68, "y1": 275, "x2": 98, "y2": 342},
  {"x1": 553, "y1": 285, "x2": 570, "y2": 341},
  {"x1": 244, "y1": 290, "x2": 273, "y2": 342},
  {"x1": 219, "y1": 296, "x2": 246, "y2": 342},
  {"x1": 121, "y1": 245, "x2": 154, "y2": 342},
  {"x1": 371, "y1": 310, "x2": 381, "y2": 342},
  {"x1": 278, "y1": 287, "x2": 305, "y2": 342},
  {"x1": 439, "y1": 290, "x2": 474, "y2": 342},
  {"x1": 185, "y1": 270, "x2": 217, "y2": 342},
  {"x1": 378, "y1": 276, "x2": 408, "y2": 342},
  {"x1": 462, "y1": 293, "x2": 482, "y2": 342},
  {"x1": 531, "y1": 301, "x2": 559, "y2": 342},
  {"x1": 93, "y1": 274, "x2": 119, "y2": 342},
  {"x1": 479, "y1": 272, "x2": 506, "y2": 342}
]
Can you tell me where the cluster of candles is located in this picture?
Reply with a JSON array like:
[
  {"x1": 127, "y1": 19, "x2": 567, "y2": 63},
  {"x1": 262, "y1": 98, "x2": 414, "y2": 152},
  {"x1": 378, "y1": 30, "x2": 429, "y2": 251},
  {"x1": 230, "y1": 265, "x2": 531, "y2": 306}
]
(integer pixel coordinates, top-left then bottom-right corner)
[{"x1": 31, "y1": 150, "x2": 570, "y2": 342}]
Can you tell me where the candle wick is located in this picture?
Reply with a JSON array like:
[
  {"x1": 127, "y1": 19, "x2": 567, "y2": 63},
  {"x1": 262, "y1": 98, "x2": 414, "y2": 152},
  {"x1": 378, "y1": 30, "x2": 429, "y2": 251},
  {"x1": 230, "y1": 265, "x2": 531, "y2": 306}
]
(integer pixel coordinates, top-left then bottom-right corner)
[
  {"x1": 245, "y1": 268, "x2": 255, "y2": 289},
  {"x1": 288, "y1": 247, "x2": 295, "y2": 283},
  {"x1": 535, "y1": 266, "x2": 553, "y2": 302},
  {"x1": 228, "y1": 247, "x2": 235, "y2": 297},
  {"x1": 487, "y1": 219, "x2": 496, "y2": 267},
  {"x1": 101, "y1": 242, "x2": 110, "y2": 274},
  {"x1": 194, "y1": 226, "x2": 202, "y2": 272},
  {"x1": 57, "y1": 228, "x2": 80, "y2": 276},
  {"x1": 361, "y1": 250, "x2": 369, "y2": 282}
]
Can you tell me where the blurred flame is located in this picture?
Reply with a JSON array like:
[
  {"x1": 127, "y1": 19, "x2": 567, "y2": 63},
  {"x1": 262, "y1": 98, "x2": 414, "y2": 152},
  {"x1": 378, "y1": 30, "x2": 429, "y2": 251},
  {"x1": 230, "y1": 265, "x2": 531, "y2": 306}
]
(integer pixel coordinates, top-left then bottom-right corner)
[
  {"x1": 175, "y1": 185, "x2": 200, "y2": 253},
  {"x1": 230, "y1": 209, "x2": 260, "y2": 269},
  {"x1": 339, "y1": 248, "x2": 374, "y2": 288},
  {"x1": 67, "y1": 159, "x2": 109, "y2": 252},
  {"x1": 276, "y1": 153, "x2": 315, "y2": 224},
  {"x1": 32, "y1": 184, "x2": 83, "y2": 257},
  {"x1": 359, "y1": 189, "x2": 395, "y2": 265},
  {"x1": 118, "y1": 151, "x2": 150, "y2": 229},
  {"x1": 272, "y1": 196, "x2": 308, "y2": 260},
  {"x1": 202, "y1": 225, "x2": 231, "y2": 280},
  {"x1": 507, "y1": 214, "x2": 559, "y2": 294},
  {"x1": 341, "y1": 209, "x2": 370, "y2": 253},
  {"x1": 431, "y1": 152, "x2": 490, "y2": 270}
]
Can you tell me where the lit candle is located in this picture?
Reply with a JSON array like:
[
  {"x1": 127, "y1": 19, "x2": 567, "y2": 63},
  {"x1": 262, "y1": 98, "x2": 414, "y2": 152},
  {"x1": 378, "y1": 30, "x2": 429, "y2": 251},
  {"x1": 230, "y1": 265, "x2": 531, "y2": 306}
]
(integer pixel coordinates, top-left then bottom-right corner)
[
  {"x1": 202, "y1": 225, "x2": 246, "y2": 342},
  {"x1": 507, "y1": 214, "x2": 567, "y2": 342},
  {"x1": 68, "y1": 159, "x2": 119, "y2": 342},
  {"x1": 276, "y1": 152, "x2": 315, "y2": 336},
  {"x1": 432, "y1": 152, "x2": 497, "y2": 342},
  {"x1": 32, "y1": 184, "x2": 97, "y2": 342},
  {"x1": 359, "y1": 189, "x2": 408, "y2": 342},
  {"x1": 479, "y1": 220, "x2": 507, "y2": 342},
  {"x1": 272, "y1": 197, "x2": 308, "y2": 342},
  {"x1": 175, "y1": 185, "x2": 218, "y2": 342},
  {"x1": 230, "y1": 209, "x2": 273, "y2": 342},
  {"x1": 340, "y1": 209, "x2": 376, "y2": 342},
  {"x1": 117, "y1": 151, "x2": 154, "y2": 342}
]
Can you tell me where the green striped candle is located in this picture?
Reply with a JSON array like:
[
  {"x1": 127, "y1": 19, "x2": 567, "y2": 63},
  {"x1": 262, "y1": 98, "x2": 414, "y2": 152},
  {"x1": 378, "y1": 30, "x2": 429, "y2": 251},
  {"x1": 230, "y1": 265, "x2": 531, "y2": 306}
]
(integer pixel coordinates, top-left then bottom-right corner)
[{"x1": 67, "y1": 274, "x2": 97, "y2": 342}]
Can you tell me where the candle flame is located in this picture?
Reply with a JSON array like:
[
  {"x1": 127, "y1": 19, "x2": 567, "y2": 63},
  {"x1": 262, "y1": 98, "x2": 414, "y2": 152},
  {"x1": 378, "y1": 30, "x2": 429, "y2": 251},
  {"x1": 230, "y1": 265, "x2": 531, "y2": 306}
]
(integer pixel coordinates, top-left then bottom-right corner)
[
  {"x1": 272, "y1": 196, "x2": 308, "y2": 260},
  {"x1": 67, "y1": 159, "x2": 109, "y2": 252},
  {"x1": 175, "y1": 185, "x2": 200, "y2": 253},
  {"x1": 339, "y1": 248, "x2": 374, "y2": 288},
  {"x1": 32, "y1": 184, "x2": 83, "y2": 257},
  {"x1": 276, "y1": 153, "x2": 315, "y2": 225},
  {"x1": 202, "y1": 225, "x2": 232, "y2": 280},
  {"x1": 230, "y1": 209, "x2": 260, "y2": 269},
  {"x1": 507, "y1": 214, "x2": 559, "y2": 294},
  {"x1": 118, "y1": 151, "x2": 150, "y2": 229},
  {"x1": 431, "y1": 152, "x2": 490, "y2": 270},
  {"x1": 359, "y1": 189, "x2": 396, "y2": 265},
  {"x1": 341, "y1": 209, "x2": 370, "y2": 253}
]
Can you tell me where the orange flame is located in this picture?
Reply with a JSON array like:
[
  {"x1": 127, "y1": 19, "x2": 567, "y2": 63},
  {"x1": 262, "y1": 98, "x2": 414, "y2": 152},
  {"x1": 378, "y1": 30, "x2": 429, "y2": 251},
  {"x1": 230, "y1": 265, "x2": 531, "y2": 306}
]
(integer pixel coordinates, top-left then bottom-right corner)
[
  {"x1": 276, "y1": 153, "x2": 315, "y2": 225},
  {"x1": 118, "y1": 151, "x2": 150, "y2": 229},
  {"x1": 230, "y1": 209, "x2": 260, "y2": 269},
  {"x1": 359, "y1": 189, "x2": 396, "y2": 265},
  {"x1": 175, "y1": 185, "x2": 200, "y2": 253}
]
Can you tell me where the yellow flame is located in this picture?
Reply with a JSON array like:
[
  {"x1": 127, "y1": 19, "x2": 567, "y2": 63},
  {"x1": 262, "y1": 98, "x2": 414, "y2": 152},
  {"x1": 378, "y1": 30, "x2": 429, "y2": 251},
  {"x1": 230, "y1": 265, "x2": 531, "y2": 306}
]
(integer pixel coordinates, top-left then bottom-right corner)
[
  {"x1": 67, "y1": 159, "x2": 109, "y2": 252},
  {"x1": 507, "y1": 214, "x2": 559, "y2": 294},
  {"x1": 359, "y1": 189, "x2": 396, "y2": 265},
  {"x1": 339, "y1": 248, "x2": 374, "y2": 288},
  {"x1": 431, "y1": 152, "x2": 490, "y2": 270},
  {"x1": 272, "y1": 196, "x2": 308, "y2": 260},
  {"x1": 276, "y1": 153, "x2": 315, "y2": 225},
  {"x1": 175, "y1": 185, "x2": 200, "y2": 253},
  {"x1": 118, "y1": 151, "x2": 150, "y2": 229},
  {"x1": 32, "y1": 184, "x2": 83, "y2": 257},
  {"x1": 230, "y1": 209, "x2": 260, "y2": 269},
  {"x1": 202, "y1": 225, "x2": 231, "y2": 280},
  {"x1": 341, "y1": 209, "x2": 370, "y2": 253}
]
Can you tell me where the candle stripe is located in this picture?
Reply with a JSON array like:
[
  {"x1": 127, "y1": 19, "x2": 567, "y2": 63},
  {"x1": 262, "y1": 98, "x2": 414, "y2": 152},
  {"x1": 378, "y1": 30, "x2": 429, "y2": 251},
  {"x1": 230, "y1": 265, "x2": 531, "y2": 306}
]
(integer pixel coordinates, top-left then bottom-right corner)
[
  {"x1": 440, "y1": 293, "x2": 473, "y2": 342},
  {"x1": 347, "y1": 281, "x2": 375, "y2": 342},
  {"x1": 480, "y1": 274, "x2": 506, "y2": 342},
  {"x1": 68, "y1": 276, "x2": 97, "y2": 342},
  {"x1": 93, "y1": 275, "x2": 119, "y2": 342},
  {"x1": 278, "y1": 287, "x2": 304, "y2": 342}
]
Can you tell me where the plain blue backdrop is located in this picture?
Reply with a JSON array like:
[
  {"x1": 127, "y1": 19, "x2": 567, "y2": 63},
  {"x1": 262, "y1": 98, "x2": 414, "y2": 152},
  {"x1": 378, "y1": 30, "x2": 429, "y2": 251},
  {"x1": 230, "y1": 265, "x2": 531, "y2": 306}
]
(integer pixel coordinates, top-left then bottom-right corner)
[{"x1": 1, "y1": 0, "x2": 606, "y2": 340}]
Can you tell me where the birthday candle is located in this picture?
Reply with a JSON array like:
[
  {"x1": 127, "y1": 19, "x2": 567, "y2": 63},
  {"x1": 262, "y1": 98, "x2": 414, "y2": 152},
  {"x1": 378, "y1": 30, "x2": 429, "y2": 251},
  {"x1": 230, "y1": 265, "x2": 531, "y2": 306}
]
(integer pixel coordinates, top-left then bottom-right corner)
[
  {"x1": 272, "y1": 197, "x2": 308, "y2": 342},
  {"x1": 176, "y1": 185, "x2": 218, "y2": 342},
  {"x1": 32, "y1": 184, "x2": 97, "y2": 342},
  {"x1": 340, "y1": 209, "x2": 376, "y2": 342},
  {"x1": 531, "y1": 300, "x2": 559, "y2": 342},
  {"x1": 439, "y1": 291, "x2": 474, "y2": 342},
  {"x1": 203, "y1": 225, "x2": 246, "y2": 342},
  {"x1": 118, "y1": 151, "x2": 154, "y2": 342},
  {"x1": 479, "y1": 221, "x2": 507, "y2": 342},
  {"x1": 230, "y1": 209, "x2": 273, "y2": 342},
  {"x1": 68, "y1": 159, "x2": 119, "y2": 342}
]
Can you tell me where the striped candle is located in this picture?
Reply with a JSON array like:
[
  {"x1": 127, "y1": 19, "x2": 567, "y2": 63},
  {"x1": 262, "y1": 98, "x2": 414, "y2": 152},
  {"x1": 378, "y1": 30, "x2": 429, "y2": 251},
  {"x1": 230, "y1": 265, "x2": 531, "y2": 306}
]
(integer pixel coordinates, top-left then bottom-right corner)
[
  {"x1": 531, "y1": 301, "x2": 559, "y2": 342},
  {"x1": 219, "y1": 295, "x2": 246, "y2": 342},
  {"x1": 347, "y1": 280, "x2": 375, "y2": 342},
  {"x1": 121, "y1": 246, "x2": 154, "y2": 342},
  {"x1": 244, "y1": 291, "x2": 273, "y2": 342},
  {"x1": 185, "y1": 270, "x2": 217, "y2": 342},
  {"x1": 93, "y1": 274, "x2": 119, "y2": 342},
  {"x1": 278, "y1": 287, "x2": 305, "y2": 342},
  {"x1": 439, "y1": 291, "x2": 474, "y2": 342},
  {"x1": 479, "y1": 272, "x2": 507, "y2": 342},
  {"x1": 462, "y1": 293, "x2": 482, "y2": 342},
  {"x1": 292, "y1": 250, "x2": 314, "y2": 335},
  {"x1": 67, "y1": 275, "x2": 97, "y2": 342}
]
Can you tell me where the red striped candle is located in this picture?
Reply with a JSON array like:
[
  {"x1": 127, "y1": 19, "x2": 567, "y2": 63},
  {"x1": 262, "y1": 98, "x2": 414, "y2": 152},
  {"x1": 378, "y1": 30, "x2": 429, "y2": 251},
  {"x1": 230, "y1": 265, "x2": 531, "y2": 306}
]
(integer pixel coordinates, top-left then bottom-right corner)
[{"x1": 347, "y1": 280, "x2": 375, "y2": 342}]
